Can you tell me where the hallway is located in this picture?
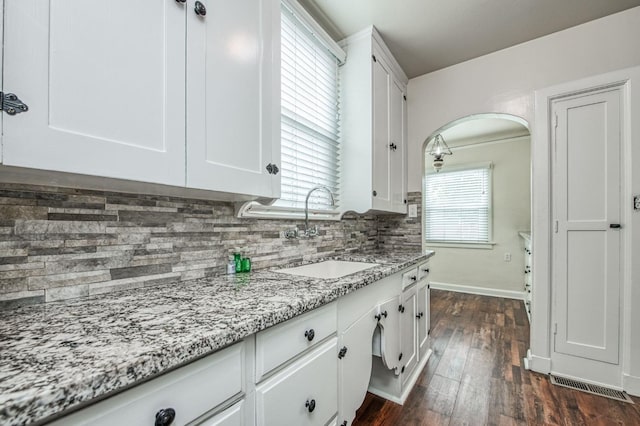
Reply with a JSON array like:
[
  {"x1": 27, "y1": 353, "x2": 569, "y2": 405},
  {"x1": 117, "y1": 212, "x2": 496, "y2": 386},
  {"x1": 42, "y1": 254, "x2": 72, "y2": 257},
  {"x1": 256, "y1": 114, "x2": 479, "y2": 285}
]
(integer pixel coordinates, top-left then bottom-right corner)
[{"x1": 353, "y1": 290, "x2": 640, "y2": 425}]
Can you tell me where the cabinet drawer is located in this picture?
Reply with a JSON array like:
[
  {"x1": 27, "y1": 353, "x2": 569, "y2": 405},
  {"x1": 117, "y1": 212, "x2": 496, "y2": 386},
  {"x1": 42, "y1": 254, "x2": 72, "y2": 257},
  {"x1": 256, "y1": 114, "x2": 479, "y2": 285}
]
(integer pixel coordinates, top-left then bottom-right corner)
[
  {"x1": 417, "y1": 262, "x2": 430, "y2": 281},
  {"x1": 51, "y1": 342, "x2": 245, "y2": 426},
  {"x1": 196, "y1": 399, "x2": 245, "y2": 426},
  {"x1": 256, "y1": 338, "x2": 338, "y2": 426},
  {"x1": 401, "y1": 267, "x2": 419, "y2": 290},
  {"x1": 256, "y1": 302, "x2": 336, "y2": 381}
]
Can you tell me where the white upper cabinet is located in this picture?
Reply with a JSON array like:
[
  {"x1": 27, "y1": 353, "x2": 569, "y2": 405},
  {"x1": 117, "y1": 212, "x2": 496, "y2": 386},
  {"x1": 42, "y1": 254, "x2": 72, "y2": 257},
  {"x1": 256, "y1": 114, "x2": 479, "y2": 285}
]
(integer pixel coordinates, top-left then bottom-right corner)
[
  {"x1": 2, "y1": 0, "x2": 280, "y2": 199},
  {"x1": 2, "y1": 0, "x2": 186, "y2": 187},
  {"x1": 340, "y1": 26, "x2": 408, "y2": 214},
  {"x1": 186, "y1": 0, "x2": 280, "y2": 198}
]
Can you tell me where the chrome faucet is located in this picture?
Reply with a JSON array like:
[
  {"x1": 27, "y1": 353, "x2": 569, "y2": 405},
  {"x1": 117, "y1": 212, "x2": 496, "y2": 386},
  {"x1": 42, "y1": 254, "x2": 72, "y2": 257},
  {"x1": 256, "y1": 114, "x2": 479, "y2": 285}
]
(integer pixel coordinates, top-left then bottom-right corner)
[
  {"x1": 283, "y1": 185, "x2": 335, "y2": 239},
  {"x1": 304, "y1": 186, "x2": 335, "y2": 237}
]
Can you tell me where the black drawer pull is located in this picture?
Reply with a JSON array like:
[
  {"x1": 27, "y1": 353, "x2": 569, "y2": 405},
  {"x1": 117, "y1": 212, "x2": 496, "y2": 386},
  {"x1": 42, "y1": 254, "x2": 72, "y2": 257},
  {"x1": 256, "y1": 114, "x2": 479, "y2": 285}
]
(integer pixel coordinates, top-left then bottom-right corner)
[
  {"x1": 306, "y1": 399, "x2": 316, "y2": 413},
  {"x1": 155, "y1": 408, "x2": 176, "y2": 426},
  {"x1": 304, "y1": 329, "x2": 315, "y2": 342}
]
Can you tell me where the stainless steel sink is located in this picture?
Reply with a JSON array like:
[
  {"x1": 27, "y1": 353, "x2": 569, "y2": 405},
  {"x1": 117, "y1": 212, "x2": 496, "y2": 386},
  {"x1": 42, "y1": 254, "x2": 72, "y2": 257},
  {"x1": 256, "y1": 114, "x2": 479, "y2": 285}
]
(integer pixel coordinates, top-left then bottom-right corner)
[{"x1": 274, "y1": 260, "x2": 378, "y2": 279}]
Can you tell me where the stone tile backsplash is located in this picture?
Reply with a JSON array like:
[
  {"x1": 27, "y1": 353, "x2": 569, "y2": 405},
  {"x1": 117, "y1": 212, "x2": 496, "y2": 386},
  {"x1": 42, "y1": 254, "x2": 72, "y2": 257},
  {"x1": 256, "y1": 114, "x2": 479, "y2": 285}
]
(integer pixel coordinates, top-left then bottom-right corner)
[{"x1": 0, "y1": 184, "x2": 421, "y2": 308}]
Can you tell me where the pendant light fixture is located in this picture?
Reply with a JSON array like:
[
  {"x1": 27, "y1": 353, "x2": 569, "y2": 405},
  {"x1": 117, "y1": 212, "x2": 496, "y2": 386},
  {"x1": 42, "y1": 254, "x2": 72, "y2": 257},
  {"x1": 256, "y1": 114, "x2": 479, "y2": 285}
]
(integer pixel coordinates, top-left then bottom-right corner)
[{"x1": 427, "y1": 134, "x2": 452, "y2": 172}]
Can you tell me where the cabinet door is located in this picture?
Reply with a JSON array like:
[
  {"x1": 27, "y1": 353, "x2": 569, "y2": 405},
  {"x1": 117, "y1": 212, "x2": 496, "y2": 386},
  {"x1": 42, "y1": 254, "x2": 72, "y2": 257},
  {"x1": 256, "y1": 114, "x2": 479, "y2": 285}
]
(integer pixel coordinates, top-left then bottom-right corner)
[
  {"x1": 338, "y1": 306, "x2": 378, "y2": 426},
  {"x1": 378, "y1": 296, "x2": 401, "y2": 373},
  {"x1": 3, "y1": 0, "x2": 186, "y2": 186},
  {"x1": 417, "y1": 283, "x2": 429, "y2": 357},
  {"x1": 401, "y1": 286, "x2": 417, "y2": 384},
  {"x1": 256, "y1": 338, "x2": 338, "y2": 426},
  {"x1": 371, "y1": 53, "x2": 391, "y2": 210},
  {"x1": 186, "y1": 0, "x2": 280, "y2": 198},
  {"x1": 389, "y1": 79, "x2": 407, "y2": 213}
]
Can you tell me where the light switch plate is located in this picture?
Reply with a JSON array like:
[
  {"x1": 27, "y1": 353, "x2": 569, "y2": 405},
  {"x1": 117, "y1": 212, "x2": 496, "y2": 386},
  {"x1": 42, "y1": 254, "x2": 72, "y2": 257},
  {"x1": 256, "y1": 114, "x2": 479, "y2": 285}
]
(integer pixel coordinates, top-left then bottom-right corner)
[
  {"x1": 634, "y1": 196, "x2": 640, "y2": 211},
  {"x1": 408, "y1": 204, "x2": 418, "y2": 218}
]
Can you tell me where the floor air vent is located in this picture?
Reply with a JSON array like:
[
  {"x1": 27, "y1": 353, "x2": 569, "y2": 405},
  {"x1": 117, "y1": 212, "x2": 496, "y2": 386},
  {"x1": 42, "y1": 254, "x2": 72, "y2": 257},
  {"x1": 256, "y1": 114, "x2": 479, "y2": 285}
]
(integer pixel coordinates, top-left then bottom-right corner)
[{"x1": 550, "y1": 375, "x2": 634, "y2": 404}]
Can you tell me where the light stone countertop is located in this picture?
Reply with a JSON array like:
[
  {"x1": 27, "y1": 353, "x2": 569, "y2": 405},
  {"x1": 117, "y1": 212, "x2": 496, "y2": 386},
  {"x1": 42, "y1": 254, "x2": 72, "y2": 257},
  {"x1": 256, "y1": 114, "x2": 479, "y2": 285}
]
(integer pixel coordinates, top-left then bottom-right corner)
[{"x1": 0, "y1": 249, "x2": 433, "y2": 426}]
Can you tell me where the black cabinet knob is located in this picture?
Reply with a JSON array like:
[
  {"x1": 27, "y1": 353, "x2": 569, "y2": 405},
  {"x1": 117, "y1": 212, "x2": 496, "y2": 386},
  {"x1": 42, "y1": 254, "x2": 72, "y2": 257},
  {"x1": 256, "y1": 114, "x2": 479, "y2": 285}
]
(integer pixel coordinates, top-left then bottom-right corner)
[
  {"x1": 338, "y1": 346, "x2": 348, "y2": 359},
  {"x1": 194, "y1": 0, "x2": 206, "y2": 16},
  {"x1": 399, "y1": 352, "x2": 403, "y2": 361},
  {"x1": 305, "y1": 399, "x2": 316, "y2": 413},
  {"x1": 372, "y1": 190, "x2": 377, "y2": 197},
  {"x1": 423, "y1": 268, "x2": 430, "y2": 273},
  {"x1": 411, "y1": 275, "x2": 417, "y2": 281},
  {"x1": 374, "y1": 310, "x2": 388, "y2": 321},
  {"x1": 175, "y1": 0, "x2": 186, "y2": 3},
  {"x1": 304, "y1": 329, "x2": 315, "y2": 341},
  {"x1": 155, "y1": 408, "x2": 176, "y2": 426},
  {"x1": 401, "y1": 366, "x2": 405, "y2": 373}
]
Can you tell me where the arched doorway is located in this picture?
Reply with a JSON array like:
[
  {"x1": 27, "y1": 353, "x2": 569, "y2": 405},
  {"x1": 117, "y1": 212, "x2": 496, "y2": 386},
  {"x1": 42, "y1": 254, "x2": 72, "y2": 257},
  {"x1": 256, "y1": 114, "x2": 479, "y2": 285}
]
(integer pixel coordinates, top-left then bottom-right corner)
[{"x1": 421, "y1": 113, "x2": 532, "y2": 302}]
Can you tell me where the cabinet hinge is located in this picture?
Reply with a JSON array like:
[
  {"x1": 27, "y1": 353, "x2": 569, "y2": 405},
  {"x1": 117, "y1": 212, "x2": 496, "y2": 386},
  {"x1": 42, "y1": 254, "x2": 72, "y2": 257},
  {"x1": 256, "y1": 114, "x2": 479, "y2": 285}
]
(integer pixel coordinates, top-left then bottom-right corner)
[
  {"x1": 554, "y1": 220, "x2": 558, "y2": 233},
  {"x1": 428, "y1": 328, "x2": 431, "y2": 336},
  {"x1": 372, "y1": 54, "x2": 377, "y2": 62},
  {"x1": 553, "y1": 113, "x2": 558, "y2": 129},
  {"x1": 0, "y1": 92, "x2": 29, "y2": 115},
  {"x1": 265, "y1": 163, "x2": 279, "y2": 175},
  {"x1": 553, "y1": 323, "x2": 557, "y2": 335}
]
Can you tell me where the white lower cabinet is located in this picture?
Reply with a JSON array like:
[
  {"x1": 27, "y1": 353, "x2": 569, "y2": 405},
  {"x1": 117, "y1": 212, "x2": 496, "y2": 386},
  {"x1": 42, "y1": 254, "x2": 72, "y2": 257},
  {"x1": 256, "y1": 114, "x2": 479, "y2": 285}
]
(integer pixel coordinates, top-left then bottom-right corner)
[
  {"x1": 51, "y1": 342, "x2": 246, "y2": 426},
  {"x1": 338, "y1": 306, "x2": 379, "y2": 426},
  {"x1": 376, "y1": 296, "x2": 401, "y2": 373},
  {"x1": 400, "y1": 284, "x2": 418, "y2": 385},
  {"x1": 417, "y1": 281, "x2": 430, "y2": 359},
  {"x1": 255, "y1": 338, "x2": 338, "y2": 426}
]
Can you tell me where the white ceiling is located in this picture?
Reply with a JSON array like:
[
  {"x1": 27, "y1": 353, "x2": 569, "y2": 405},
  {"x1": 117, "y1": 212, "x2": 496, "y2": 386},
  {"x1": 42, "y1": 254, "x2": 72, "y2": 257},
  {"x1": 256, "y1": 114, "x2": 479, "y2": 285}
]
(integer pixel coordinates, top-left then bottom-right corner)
[{"x1": 299, "y1": 0, "x2": 640, "y2": 78}]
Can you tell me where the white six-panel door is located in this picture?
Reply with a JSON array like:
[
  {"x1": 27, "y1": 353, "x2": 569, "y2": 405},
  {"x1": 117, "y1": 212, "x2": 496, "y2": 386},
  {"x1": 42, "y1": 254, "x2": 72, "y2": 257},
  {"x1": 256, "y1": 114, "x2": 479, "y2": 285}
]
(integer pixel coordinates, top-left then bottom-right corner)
[
  {"x1": 552, "y1": 88, "x2": 622, "y2": 369},
  {"x1": 2, "y1": 0, "x2": 186, "y2": 186}
]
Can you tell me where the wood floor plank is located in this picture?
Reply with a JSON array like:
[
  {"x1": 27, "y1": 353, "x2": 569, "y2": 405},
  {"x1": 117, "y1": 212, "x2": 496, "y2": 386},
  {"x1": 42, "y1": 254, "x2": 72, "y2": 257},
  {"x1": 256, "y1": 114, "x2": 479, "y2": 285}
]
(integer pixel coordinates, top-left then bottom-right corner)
[{"x1": 352, "y1": 290, "x2": 640, "y2": 426}]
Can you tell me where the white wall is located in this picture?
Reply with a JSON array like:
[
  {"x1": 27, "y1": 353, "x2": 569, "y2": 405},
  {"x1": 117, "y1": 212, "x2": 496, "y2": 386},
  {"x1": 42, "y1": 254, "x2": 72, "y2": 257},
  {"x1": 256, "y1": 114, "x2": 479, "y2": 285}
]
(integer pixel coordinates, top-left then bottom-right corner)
[
  {"x1": 407, "y1": 6, "x2": 640, "y2": 390},
  {"x1": 426, "y1": 137, "x2": 530, "y2": 293}
]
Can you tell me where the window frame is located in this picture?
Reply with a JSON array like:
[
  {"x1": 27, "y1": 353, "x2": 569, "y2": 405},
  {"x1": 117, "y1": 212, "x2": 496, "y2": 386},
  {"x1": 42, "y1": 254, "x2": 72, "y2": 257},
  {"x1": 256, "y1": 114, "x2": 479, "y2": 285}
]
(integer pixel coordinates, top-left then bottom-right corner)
[{"x1": 423, "y1": 162, "x2": 495, "y2": 249}]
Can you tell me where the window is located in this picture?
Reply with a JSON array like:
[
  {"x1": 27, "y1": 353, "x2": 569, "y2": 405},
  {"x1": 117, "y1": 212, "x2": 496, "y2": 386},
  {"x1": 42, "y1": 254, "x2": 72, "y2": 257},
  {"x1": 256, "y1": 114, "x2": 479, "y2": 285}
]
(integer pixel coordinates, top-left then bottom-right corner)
[
  {"x1": 239, "y1": 1, "x2": 345, "y2": 219},
  {"x1": 423, "y1": 163, "x2": 492, "y2": 245},
  {"x1": 277, "y1": 2, "x2": 342, "y2": 213}
]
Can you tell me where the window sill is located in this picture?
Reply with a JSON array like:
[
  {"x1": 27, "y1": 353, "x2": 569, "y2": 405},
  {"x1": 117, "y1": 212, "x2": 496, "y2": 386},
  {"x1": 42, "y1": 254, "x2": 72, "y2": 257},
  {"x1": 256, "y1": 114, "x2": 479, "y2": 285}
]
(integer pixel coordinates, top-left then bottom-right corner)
[
  {"x1": 425, "y1": 241, "x2": 496, "y2": 250},
  {"x1": 236, "y1": 201, "x2": 342, "y2": 221}
]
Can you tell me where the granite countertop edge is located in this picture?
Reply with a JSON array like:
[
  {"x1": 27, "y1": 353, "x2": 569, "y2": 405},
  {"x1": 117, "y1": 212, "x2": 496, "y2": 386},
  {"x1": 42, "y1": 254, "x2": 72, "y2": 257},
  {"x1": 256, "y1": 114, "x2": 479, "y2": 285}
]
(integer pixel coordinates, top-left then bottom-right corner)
[{"x1": 0, "y1": 249, "x2": 434, "y2": 426}]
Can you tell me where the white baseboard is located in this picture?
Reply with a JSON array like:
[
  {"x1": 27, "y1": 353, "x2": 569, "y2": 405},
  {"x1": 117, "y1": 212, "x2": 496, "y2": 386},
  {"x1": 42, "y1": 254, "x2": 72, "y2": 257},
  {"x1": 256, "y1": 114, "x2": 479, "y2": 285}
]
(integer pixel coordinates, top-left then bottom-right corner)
[
  {"x1": 430, "y1": 281, "x2": 526, "y2": 300},
  {"x1": 526, "y1": 349, "x2": 551, "y2": 374},
  {"x1": 623, "y1": 373, "x2": 640, "y2": 396}
]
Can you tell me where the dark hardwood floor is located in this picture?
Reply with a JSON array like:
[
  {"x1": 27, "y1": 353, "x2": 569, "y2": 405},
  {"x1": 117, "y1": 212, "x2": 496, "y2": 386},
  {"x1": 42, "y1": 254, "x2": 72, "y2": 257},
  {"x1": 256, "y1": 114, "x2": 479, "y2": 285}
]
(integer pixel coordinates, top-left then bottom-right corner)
[{"x1": 352, "y1": 290, "x2": 640, "y2": 426}]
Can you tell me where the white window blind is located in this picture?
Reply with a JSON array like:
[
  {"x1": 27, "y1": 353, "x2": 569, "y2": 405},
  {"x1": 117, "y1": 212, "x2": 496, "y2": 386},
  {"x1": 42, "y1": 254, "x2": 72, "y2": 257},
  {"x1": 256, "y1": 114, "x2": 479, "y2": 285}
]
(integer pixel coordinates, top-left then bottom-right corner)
[
  {"x1": 276, "y1": 3, "x2": 340, "y2": 211},
  {"x1": 424, "y1": 165, "x2": 492, "y2": 243}
]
